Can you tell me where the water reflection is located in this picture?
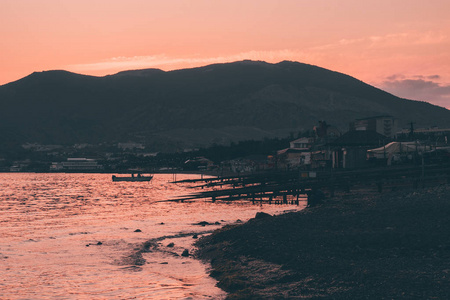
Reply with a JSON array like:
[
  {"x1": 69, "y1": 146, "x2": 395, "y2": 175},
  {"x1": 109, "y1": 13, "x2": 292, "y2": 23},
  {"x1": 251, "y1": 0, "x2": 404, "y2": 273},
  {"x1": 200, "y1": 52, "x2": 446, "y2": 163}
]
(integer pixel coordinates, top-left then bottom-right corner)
[{"x1": 0, "y1": 173, "x2": 303, "y2": 299}]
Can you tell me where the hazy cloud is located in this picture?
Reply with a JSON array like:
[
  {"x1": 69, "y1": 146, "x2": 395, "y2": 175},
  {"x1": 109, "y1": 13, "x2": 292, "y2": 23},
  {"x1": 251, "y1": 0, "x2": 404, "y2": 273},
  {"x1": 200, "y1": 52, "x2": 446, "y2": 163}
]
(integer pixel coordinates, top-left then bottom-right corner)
[
  {"x1": 385, "y1": 74, "x2": 406, "y2": 81},
  {"x1": 316, "y1": 31, "x2": 448, "y2": 52},
  {"x1": 427, "y1": 75, "x2": 441, "y2": 80},
  {"x1": 68, "y1": 30, "x2": 448, "y2": 74},
  {"x1": 380, "y1": 75, "x2": 450, "y2": 109},
  {"x1": 66, "y1": 50, "x2": 304, "y2": 73}
]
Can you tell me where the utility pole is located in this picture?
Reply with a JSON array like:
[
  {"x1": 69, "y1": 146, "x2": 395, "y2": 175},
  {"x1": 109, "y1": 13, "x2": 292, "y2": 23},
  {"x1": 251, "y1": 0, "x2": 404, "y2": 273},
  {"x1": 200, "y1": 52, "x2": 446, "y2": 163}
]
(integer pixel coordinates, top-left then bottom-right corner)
[{"x1": 408, "y1": 121, "x2": 416, "y2": 140}]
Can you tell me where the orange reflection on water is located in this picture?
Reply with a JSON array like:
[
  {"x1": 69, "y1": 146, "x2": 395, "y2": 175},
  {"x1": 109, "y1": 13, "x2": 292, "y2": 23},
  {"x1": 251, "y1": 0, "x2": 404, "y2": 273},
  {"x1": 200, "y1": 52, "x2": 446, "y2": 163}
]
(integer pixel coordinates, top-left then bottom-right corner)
[{"x1": 0, "y1": 173, "x2": 302, "y2": 299}]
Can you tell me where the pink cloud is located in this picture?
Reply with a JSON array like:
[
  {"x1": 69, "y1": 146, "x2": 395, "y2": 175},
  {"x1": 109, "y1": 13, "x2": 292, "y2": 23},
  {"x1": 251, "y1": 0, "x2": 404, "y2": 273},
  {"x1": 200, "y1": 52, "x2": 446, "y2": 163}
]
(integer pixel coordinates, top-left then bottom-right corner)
[{"x1": 380, "y1": 76, "x2": 450, "y2": 109}]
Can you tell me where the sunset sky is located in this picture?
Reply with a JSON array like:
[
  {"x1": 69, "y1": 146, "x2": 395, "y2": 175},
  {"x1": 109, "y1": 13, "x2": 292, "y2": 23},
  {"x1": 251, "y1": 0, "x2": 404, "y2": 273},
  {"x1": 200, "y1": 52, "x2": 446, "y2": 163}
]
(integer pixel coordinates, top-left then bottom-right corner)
[{"x1": 1, "y1": 0, "x2": 449, "y2": 108}]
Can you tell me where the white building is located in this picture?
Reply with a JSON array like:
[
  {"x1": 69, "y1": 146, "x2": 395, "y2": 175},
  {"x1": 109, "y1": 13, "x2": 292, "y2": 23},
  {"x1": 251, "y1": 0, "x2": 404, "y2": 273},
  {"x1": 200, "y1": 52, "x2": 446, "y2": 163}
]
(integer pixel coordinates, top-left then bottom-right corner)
[
  {"x1": 289, "y1": 137, "x2": 315, "y2": 149},
  {"x1": 350, "y1": 116, "x2": 398, "y2": 138},
  {"x1": 51, "y1": 158, "x2": 103, "y2": 171}
]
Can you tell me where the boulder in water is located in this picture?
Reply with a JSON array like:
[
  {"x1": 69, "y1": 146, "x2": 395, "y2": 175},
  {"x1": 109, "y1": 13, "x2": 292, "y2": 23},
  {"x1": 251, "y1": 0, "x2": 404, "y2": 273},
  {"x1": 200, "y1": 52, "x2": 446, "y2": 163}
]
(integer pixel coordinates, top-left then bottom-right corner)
[{"x1": 194, "y1": 221, "x2": 210, "y2": 226}]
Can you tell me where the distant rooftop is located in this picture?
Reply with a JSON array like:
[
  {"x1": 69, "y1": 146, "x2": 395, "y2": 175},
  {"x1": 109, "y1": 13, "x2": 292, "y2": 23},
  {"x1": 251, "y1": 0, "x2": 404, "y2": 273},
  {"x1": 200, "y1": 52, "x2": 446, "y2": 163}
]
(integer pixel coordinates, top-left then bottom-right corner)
[
  {"x1": 329, "y1": 130, "x2": 390, "y2": 147},
  {"x1": 354, "y1": 115, "x2": 395, "y2": 121}
]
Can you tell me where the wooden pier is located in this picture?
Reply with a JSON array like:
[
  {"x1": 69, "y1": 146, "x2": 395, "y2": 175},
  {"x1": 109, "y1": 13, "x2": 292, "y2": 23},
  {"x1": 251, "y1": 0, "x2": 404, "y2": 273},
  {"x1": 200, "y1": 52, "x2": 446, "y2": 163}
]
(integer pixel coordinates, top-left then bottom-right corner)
[{"x1": 164, "y1": 163, "x2": 450, "y2": 205}]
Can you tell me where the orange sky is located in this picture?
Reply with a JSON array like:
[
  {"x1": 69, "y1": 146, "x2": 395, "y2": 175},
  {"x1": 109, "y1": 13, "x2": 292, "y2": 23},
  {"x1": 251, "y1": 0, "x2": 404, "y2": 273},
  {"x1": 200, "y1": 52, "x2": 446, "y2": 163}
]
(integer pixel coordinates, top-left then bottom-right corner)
[{"x1": 1, "y1": 0, "x2": 449, "y2": 108}]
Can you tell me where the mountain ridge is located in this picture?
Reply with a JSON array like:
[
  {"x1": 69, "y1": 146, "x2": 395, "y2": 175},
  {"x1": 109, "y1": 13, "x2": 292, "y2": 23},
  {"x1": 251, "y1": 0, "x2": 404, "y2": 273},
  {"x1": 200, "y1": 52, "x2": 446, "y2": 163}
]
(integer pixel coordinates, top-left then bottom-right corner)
[{"x1": 1, "y1": 60, "x2": 449, "y2": 151}]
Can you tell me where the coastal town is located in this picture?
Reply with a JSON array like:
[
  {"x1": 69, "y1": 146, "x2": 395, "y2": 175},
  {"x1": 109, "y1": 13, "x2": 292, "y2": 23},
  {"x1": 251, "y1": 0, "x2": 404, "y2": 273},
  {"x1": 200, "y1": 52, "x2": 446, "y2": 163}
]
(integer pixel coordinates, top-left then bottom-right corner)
[{"x1": 4, "y1": 115, "x2": 450, "y2": 175}]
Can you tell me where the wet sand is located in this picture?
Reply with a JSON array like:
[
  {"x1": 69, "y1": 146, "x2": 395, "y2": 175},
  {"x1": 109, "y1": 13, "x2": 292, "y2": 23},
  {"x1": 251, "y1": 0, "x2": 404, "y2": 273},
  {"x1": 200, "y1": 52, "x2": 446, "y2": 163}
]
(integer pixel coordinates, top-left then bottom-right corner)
[{"x1": 195, "y1": 184, "x2": 450, "y2": 299}]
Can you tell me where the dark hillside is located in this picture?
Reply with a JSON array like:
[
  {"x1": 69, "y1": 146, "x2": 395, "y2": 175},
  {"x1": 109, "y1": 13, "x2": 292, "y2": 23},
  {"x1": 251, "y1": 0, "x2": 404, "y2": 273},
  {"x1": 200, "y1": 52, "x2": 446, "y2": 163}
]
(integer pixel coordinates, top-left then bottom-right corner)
[{"x1": 0, "y1": 60, "x2": 449, "y2": 150}]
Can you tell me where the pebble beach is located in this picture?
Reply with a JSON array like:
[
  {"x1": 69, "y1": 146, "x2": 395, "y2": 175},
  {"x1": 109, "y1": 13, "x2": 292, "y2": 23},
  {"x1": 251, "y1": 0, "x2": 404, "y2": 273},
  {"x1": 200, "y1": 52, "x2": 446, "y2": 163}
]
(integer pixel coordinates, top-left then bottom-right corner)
[{"x1": 196, "y1": 184, "x2": 450, "y2": 299}]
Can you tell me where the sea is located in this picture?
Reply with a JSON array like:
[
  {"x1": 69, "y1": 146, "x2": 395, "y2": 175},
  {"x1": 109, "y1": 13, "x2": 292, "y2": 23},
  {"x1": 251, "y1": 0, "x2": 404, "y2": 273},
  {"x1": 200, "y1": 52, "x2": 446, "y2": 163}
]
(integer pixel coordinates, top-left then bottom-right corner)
[{"x1": 0, "y1": 173, "x2": 304, "y2": 299}]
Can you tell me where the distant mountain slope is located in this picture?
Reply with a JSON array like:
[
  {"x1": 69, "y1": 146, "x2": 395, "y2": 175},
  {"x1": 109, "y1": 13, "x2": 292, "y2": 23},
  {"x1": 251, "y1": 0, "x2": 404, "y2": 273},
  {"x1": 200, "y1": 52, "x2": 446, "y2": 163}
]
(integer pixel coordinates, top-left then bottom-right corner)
[{"x1": 1, "y1": 60, "x2": 449, "y2": 151}]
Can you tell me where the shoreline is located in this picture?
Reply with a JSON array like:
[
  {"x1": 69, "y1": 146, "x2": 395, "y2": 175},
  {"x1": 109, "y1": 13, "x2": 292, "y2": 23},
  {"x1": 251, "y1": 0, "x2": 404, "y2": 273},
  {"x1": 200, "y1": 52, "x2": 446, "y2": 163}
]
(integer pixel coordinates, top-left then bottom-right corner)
[{"x1": 195, "y1": 184, "x2": 450, "y2": 299}]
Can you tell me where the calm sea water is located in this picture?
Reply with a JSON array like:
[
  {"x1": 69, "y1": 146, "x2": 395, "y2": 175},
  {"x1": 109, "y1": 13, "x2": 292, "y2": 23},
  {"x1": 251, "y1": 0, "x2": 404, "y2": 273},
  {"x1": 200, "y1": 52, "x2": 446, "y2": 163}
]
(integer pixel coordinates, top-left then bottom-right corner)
[{"x1": 0, "y1": 173, "x2": 304, "y2": 299}]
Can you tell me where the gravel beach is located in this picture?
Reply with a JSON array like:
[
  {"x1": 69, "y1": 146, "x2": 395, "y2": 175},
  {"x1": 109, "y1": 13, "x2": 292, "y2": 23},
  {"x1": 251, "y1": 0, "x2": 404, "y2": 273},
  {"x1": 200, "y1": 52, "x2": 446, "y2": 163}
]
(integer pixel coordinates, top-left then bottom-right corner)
[{"x1": 195, "y1": 184, "x2": 450, "y2": 299}]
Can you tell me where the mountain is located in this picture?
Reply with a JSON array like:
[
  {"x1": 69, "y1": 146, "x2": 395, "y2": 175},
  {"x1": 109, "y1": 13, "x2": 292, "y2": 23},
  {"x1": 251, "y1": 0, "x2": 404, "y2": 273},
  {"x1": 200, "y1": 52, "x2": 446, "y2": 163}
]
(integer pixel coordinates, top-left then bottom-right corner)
[{"x1": 1, "y1": 60, "x2": 449, "y2": 151}]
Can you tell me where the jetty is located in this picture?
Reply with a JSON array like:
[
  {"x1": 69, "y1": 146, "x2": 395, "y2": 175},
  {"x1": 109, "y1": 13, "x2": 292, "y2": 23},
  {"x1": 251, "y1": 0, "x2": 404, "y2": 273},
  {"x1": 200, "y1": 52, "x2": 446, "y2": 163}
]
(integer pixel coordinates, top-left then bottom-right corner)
[{"x1": 166, "y1": 163, "x2": 450, "y2": 204}]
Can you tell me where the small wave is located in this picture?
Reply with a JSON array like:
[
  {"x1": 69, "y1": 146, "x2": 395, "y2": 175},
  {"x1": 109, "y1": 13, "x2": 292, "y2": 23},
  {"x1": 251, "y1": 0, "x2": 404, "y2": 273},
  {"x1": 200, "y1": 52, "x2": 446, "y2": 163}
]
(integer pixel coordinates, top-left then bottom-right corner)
[
  {"x1": 114, "y1": 230, "x2": 217, "y2": 268},
  {"x1": 120, "y1": 265, "x2": 143, "y2": 272},
  {"x1": 145, "y1": 230, "x2": 216, "y2": 244}
]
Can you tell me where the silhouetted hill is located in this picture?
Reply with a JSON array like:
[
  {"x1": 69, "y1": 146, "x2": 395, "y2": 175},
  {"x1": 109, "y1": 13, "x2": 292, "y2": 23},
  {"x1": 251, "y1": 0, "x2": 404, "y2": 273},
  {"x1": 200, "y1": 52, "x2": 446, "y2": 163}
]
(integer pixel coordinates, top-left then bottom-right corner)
[{"x1": 1, "y1": 60, "x2": 449, "y2": 151}]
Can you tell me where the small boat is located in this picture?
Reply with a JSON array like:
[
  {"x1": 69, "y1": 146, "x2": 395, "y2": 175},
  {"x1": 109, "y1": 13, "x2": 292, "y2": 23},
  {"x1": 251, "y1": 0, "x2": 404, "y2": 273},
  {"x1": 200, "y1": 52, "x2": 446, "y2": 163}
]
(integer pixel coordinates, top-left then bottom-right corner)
[{"x1": 112, "y1": 173, "x2": 153, "y2": 182}]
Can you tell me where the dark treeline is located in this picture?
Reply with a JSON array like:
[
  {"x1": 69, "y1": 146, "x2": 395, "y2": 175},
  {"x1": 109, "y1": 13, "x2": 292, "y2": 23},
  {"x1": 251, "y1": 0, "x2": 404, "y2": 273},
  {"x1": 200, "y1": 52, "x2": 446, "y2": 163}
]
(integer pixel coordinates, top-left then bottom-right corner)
[
  {"x1": 150, "y1": 136, "x2": 293, "y2": 171},
  {"x1": 0, "y1": 134, "x2": 301, "y2": 172},
  {"x1": 193, "y1": 137, "x2": 291, "y2": 163}
]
